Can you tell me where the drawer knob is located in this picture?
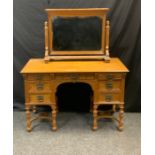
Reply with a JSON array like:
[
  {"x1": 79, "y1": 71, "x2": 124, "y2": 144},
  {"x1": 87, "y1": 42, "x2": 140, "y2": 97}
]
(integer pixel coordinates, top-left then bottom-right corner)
[
  {"x1": 106, "y1": 74, "x2": 113, "y2": 80},
  {"x1": 106, "y1": 82, "x2": 113, "y2": 89},
  {"x1": 105, "y1": 95, "x2": 112, "y2": 102},
  {"x1": 36, "y1": 83, "x2": 44, "y2": 90},
  {"x1": 37, "y1": 95, "x2": 44, "y2": 102}
]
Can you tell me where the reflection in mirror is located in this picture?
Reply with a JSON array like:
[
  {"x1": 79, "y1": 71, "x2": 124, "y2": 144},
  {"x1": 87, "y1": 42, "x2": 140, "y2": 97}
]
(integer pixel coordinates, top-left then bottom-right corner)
[{"x1": 52, "y1": 17, "x2": 102, "y2": 51}]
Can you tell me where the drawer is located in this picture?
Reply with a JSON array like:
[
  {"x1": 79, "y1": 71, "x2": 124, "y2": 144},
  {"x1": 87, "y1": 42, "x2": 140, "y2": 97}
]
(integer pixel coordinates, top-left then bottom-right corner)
[
  {"x1": 79, "y1": 73, "x2": 95, "y2": 80},
  {"x1": 28, "y1": 81, "x2": 51, "y2": 92},
  {"x1": 55, "y1": 74, "x2": 69, "y2": 80},
  {"x1": 55, "y1": 73, "x2": 94, "y2": 80},
  {"x1": 98, "y1": 80, "x2": 121, "y2": 92},
  {"x1": 98, "y1": 93, "x2": 121, "y2": 103},
  {"x1": 29, "y1": 94, "x2": 51, "y2": 104},
  {"x1": 26, "y1": 74, "x2": 51, "y2": 81},
  {"x1": 97, "y1": 73, "x2": 122, "y2": 80}
]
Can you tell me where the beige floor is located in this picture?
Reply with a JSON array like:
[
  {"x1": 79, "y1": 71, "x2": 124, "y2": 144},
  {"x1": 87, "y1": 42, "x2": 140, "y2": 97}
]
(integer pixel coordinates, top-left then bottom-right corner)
[{"x1": 13, "y1": 112, "x2": 141, "y2": 155}]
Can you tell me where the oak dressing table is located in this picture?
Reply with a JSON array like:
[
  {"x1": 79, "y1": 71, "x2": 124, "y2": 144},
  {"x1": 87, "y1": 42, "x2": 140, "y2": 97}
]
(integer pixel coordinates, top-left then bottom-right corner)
[
  {"x1": 21, "y1": 58, "x2": 128, "y2": 131},
  {"x1": 20, "y1": 8, "x2": 129, "y2": 132}
]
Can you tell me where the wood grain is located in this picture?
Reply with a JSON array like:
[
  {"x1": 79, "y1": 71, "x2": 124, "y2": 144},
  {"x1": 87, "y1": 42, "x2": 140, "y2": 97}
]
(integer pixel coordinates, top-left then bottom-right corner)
[
  {"x1": 21, "y1": 58, "x2": 129, "y2": 73},
  {"x1": 21, "y1": 58, "x2": 128, "y2": 131}
]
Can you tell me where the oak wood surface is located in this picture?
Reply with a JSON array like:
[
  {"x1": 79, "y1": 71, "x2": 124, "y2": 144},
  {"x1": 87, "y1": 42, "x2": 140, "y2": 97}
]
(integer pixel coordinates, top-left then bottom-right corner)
[
  {"x1": 21, "y1": 58, "x2": 129, "y2": 73},
  {"x1": 21, "y1": 58, "x2": 128, "y2": 131},
  {"x1": 21, "y1": 8, "x2": 128, "y2": 131}
]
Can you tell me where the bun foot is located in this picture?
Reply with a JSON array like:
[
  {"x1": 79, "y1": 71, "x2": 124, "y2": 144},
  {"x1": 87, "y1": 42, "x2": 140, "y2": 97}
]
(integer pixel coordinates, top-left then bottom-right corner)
[
  {"x1": 92, "y1": 126, "x2": 98, "y2": 131},
  {"x1": 52, "y1": 127, "x2": 57, "y2": 131},
  {"x1": 27, "y1": 127, "x2": 32, "y2": 132},
  {"x1": 118, "y1": 127, "x2": 123, "y2": 131}
]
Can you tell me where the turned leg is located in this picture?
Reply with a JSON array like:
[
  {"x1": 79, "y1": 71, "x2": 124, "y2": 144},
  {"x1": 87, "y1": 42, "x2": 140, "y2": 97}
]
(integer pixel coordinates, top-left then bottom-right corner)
[
  {"x1": 26, "y1": 105, "x2": 32, "y2": 132},
  {"x1": 51, "y1": 104, "x2": 57, "y2": 131},
  {"x1": 93, "y1": 104, "x2": 98, "y2": 130},
  {"x1": 32, "y1": 105, "x2": 37, "y2": 113},
  {"x1": 118, "y1": 104, "x2": 124, "y2": 131}
]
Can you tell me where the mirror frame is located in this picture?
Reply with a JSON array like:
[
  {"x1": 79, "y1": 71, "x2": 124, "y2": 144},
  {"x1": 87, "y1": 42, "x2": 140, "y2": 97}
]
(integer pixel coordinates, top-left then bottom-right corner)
[{"x1": 44, "y1": 8, "x2": 110, "y2": 62}]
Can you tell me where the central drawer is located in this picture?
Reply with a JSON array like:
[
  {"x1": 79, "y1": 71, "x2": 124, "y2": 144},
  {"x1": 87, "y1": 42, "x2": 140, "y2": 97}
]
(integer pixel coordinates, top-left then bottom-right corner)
[
  {"x1": 29, "y1": 94, "x2": 51, "y2": 104},
  {"x1": 55, "y1": 73, "x2": 94, "y2": 80}
]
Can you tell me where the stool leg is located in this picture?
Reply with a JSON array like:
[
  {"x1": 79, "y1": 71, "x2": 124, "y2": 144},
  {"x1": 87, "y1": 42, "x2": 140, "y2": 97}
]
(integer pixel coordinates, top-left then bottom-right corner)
[
  {"x1": 26, "y1": 105, "x2": 32, "y2": 132},
  {"x1": 93, "y1": 104, "x2": 98, "y2": 130},
  {"x1": 118, "y1": 104, "x2": 124, "y2": 131},
  {"x1": 51, "y1": 104, "x2": 57, "y2": 131}
]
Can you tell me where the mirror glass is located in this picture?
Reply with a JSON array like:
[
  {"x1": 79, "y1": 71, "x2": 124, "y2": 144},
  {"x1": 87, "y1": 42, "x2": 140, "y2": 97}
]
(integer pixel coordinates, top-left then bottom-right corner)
[{"x1": 52, "y1": 17, "x2": 102, "y2": 51}]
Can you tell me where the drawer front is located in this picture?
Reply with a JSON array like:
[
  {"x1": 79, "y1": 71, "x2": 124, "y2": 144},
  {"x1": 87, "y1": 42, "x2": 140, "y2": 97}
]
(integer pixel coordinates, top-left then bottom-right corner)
[
  {"x1": 55, "y1": 74, "x2": 69, "y2": 80},
  {"x1": 55, "y1": 73, "x2": 94, "y2": 80},
  {"x1": 97, "y1": 73, "x2": 122, "y2": 80},
  {"x1": 29, "y1": 94, "x2": 51, "y2": 104},
  {"x1": 98, "y1": 80, "x2": 121, "y2": 92},
  {"x1": 98, "y1": 93, "x2": 121, "y2": 103},
  {"x1": 28, "y1": 81, "x2": 51, "y2": 92},
  {"x1": 79, "y1": 74, "x2": 95, "y2": 80},
  {"x1": 27, "y1": 74, "x2": 51, "y2": 81}
]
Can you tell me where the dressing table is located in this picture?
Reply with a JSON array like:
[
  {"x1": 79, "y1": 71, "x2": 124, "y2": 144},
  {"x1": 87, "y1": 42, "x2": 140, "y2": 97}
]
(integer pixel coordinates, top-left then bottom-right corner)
[{"x1": 21, "y1": 8, "x2": 129, "y2": 132}]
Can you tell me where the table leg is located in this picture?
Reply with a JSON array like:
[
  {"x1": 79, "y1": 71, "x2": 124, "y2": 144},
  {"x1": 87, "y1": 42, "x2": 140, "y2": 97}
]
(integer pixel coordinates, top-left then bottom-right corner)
[
  {"x1": 93, "y1": 104, "x2": 98, "y2": 130},
  {"x1": 112, "y1": 104, "x2": 116, "y2": 113},
  {"x1": 32, "y1": 105, "x2": 37, "y2": 113},
  {"x1": 26, "y1": 105, "x2": 32, "y2": 132},
  {"x1": 51, "y1": 104, "x2": 57, "y2": 131},
  {"x1": 118, "y1": 104, "x2": 124, "y2": 131}
]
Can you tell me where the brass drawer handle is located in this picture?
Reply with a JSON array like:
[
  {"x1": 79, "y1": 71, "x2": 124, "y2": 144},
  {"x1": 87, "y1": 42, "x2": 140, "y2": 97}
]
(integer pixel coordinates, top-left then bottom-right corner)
[
  {"x1": 70, "y1": 74, "x2": 79, "y2": 80},
  {"x1": 106, "y1": 74, "x2": 113, "y2": 80},
  {"x1": 105, "y1": 95, "x2": 113, "y2": 102},
  {"x1": 37, "y1": 95, "x2": 44, "y2": 102},
  {"x1": 106, "y1": 82, "x2": 113, "y2": 89},
  {"x1": 36, "y1": 83, "x2": 44, "y2": 90}
]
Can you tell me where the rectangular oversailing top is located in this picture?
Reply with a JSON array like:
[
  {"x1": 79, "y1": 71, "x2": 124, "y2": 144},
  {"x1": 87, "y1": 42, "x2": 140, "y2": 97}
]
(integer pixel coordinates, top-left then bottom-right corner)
[{"x1": 21, "y1": 58, "x2": 129, "y2": 74}]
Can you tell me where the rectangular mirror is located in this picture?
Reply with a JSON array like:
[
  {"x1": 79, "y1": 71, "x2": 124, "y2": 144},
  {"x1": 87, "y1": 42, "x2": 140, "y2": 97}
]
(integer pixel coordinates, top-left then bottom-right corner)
[
  {"x1": 44, "y1": 8, "x2": 110, "y2": 62},
  {"x1": 52, "y1": 16, "x2": 102, "y2": 51}
]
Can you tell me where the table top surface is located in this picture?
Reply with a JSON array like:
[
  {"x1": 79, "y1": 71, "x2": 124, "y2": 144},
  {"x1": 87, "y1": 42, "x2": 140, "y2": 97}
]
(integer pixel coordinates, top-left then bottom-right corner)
[{"x1": 21, "y1": 58, "x2": 129, "y2": 74}]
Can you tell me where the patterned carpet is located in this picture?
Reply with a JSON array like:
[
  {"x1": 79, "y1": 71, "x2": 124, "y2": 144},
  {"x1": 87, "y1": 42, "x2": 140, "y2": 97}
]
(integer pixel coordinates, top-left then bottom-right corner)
[{"x1": 14, "y1": 112, "x2": 141, "y2": 155}]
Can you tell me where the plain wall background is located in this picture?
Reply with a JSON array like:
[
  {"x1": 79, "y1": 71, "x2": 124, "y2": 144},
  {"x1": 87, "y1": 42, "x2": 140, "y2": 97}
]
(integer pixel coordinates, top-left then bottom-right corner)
[{"x1": 13, "y1": 0, "x2": 141, "y2": 112}]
